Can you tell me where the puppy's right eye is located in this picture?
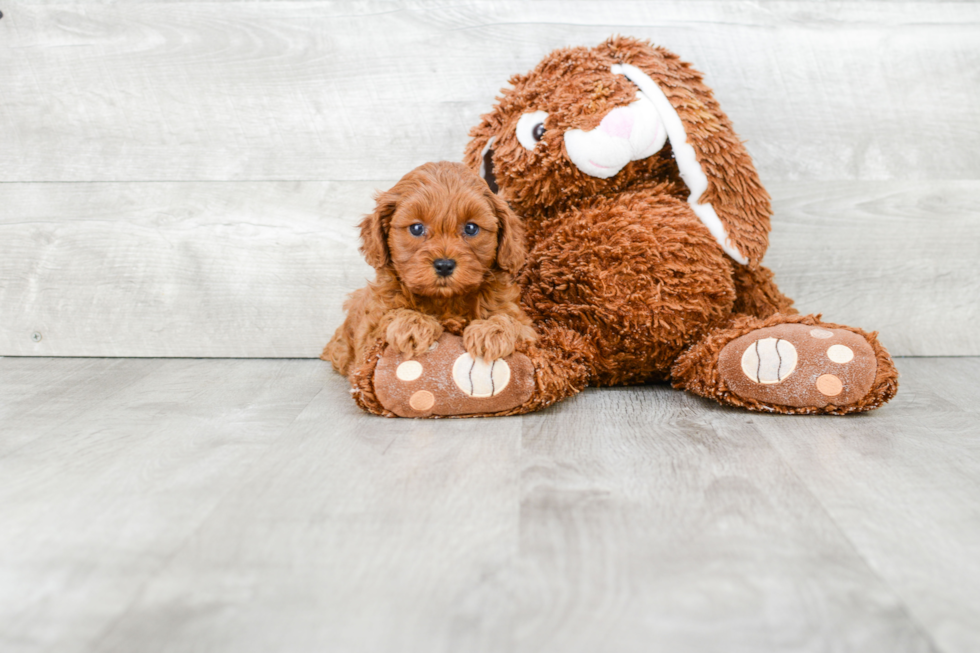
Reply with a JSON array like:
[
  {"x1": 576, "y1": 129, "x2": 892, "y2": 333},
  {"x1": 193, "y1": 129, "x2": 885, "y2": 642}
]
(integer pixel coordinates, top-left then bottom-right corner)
[
  {"x1": 516, "y1": 110, "x2": 549, "y2": 151},
  {"x1": 409, "y1": 223, "x2": 425, "y2": 237}
]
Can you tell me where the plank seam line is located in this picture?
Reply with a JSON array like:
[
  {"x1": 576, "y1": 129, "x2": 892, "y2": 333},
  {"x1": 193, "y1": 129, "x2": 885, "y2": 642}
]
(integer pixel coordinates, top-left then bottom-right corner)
[
  {"x1": 1, "y1": 359, "x2": 164, "y2": 459},
  {"x1": 758, "y1": 426, "x2": 946, "y2": 652},
  {"x1": 87, "y1": 382, "x2": 327, "y2": 648}
]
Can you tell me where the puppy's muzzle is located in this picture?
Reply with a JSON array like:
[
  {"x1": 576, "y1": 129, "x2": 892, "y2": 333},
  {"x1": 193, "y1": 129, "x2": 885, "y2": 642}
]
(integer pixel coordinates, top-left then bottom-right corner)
[{"x1": 433, "y1": 258, "x2": 457, "y2": 277}]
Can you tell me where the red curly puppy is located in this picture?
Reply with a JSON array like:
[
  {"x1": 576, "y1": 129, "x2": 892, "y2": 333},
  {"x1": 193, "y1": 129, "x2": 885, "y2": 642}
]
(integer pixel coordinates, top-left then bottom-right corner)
[{"x1": 323, "y1": 161, "x2": 536, "y2": 379}]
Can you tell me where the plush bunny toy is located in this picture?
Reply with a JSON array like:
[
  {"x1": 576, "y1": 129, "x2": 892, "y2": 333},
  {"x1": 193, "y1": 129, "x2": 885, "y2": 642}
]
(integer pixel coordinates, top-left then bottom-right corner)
[{"x1": 346, "y1": 36, "x2": 898, "y2": 417}]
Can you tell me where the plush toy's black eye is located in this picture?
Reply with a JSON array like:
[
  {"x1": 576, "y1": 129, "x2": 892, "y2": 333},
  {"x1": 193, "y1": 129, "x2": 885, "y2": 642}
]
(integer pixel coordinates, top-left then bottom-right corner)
[
  {"x1": 409, "y1": 223, "x2": 425, "y2": 237},
  {"x1": 463, "y1": 222, "x2": 480, "y2": 236},
  {"x1": 516, "y1": 110, "x2": 549, "y2": 151}
]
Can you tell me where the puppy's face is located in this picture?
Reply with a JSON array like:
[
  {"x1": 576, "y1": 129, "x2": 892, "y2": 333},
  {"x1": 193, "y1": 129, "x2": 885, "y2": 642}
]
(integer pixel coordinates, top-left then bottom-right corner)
[
  {"x1": 359, "y1": 161, "x2": 525, "y2": 297},
  {"x1": 388, "y1": 177, "x2": 499, "y2": 298}
]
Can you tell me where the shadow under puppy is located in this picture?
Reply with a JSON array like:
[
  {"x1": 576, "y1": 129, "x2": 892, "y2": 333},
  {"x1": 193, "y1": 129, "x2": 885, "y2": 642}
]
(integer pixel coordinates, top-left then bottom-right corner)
[{"x1": 324, "y1": 161, "x2": 536, "y2": 398}]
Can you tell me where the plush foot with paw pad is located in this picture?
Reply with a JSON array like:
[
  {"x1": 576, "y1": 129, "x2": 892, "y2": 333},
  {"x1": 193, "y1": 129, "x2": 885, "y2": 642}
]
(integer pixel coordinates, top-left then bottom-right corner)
[
  {"x1": 717, "y1": 323, "x2": 877, "y2": 409},
  {"x1": 373, "y1": 333, "x2": 535, "y2": 417}
]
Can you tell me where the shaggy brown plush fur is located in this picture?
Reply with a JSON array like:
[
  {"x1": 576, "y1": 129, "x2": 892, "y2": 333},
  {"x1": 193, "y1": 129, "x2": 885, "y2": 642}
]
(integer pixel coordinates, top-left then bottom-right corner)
[
  {"x1": 323, "y1": 161, "x2": 536, "y2": 382},
  {"x1": 466, "y1": 37, "x2": 772, "y2": 266},
  {"x1": 343, "y1": 37, "x2": 898, "y2": 416},
  {"x1": 672, "y1": 314, "x2": 899, "y2": 415}
]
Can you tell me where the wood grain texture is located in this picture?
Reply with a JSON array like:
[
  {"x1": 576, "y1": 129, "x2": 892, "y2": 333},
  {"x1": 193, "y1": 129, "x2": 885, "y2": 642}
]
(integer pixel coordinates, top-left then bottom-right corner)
[
  {"x1": 0, "y1": 180, "x2": 376, "y2": 357},
  {"x1": 2, "y1": 179, "x2": 976, "y2": 357},
  {"x1": 0, "y1": 2, "x2": 978, "y2": 182},
  {"x1": 0, "y1": 357, "x2": 329, "y2": 652},
  {"x1": 0, "y1": 356, "x2": 162, "y2": 453},
  {"x1": 92, "y1": 377, "x2": 524, "y2": 653},
  {"x1": 766, "y1": 180, "x2": 980, "y2": 356},
  {"x1": 514, "y1": 387, "x2": 935, "y2": 653},
  {"x1": 752, "y1": 357, "x2": 980, "y2": 653},
  {"x1": 3, "y1": 1, "x2": 978, "y2": 357},
  {"x1": 4, "y1": 356, "x2": 979, "y2": 651}
]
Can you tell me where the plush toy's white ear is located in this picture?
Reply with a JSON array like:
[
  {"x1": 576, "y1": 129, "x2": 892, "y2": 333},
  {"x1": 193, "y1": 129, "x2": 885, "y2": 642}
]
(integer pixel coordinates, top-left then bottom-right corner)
[
  {"x1": 601, "y1": 37, "x2": 773, "y2": 267},
  {"x1": 612, "y1": 63, "x2": 747, "y2": 265}
]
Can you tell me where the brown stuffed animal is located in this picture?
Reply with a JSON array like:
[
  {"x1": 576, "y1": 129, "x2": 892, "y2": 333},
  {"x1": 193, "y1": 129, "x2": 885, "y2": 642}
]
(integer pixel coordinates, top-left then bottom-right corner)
[{"x1": 346, "y1": 36, "x2": 898, "y2": 417}]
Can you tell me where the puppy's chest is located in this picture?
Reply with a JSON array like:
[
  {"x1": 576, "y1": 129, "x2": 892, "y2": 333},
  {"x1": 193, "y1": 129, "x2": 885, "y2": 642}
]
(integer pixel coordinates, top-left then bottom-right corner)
[
  {"x1": 413, "y1": 301, "x2": 481, "y2": 336},
  {"x1": 438, "y1": 317, "x2": 469, "y2": 336},
  {"x1": 433, "y1": 308, "x2": 481, "y2": 335}
]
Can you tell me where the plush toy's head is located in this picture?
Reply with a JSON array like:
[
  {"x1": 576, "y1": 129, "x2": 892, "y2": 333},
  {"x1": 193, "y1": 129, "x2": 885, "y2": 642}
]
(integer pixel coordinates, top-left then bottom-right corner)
[{"x1": 464, "y1": 36, "x2": 773, "y2": 266}]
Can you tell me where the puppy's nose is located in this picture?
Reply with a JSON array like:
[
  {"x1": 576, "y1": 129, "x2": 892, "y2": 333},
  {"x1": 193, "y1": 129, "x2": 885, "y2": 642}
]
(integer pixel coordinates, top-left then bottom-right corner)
[{"x1": 433, "y1": 258, "x2": 456, "y2": 277}]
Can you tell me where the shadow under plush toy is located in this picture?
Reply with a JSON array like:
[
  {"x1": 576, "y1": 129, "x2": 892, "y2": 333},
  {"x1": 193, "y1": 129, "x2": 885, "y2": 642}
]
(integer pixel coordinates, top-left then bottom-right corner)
[{"x1": 340, "y1": 36, "x2": 898, "y2": 417}]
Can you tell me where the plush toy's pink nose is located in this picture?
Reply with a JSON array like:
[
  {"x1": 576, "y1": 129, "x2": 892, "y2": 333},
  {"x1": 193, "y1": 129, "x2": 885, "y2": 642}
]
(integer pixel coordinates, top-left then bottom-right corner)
[{"x1": 598, "y1": 107, "x2": 634, "y2": 139}]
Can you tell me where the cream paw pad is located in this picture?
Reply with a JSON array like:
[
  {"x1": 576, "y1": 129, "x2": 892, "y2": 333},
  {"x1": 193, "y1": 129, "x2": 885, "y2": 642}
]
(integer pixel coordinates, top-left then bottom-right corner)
[
  {"x1": 451, "y1": 354, "x2": 512, "y2": 398},
  {"x1": 718, "y1": 323, "x2": 877, "y2": 409},
  {"x1": 374, "y1": 333, "x2": 535, "y2": 418}
]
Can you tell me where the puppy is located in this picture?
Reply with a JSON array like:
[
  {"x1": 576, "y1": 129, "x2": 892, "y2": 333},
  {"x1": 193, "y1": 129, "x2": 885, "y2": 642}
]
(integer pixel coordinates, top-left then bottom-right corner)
[{"x1": 323, "y1": 161, "x2": 536, "y2": 379}]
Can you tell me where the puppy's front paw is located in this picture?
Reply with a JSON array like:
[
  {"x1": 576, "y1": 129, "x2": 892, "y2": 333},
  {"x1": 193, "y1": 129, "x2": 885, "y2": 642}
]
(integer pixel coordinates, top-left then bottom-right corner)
[
  {"x1": 386, "y1": 310, "x2": 444, "y2": 358},
  {"x1": 463, "y1": 315, "x2": 533, "y2": 362}
]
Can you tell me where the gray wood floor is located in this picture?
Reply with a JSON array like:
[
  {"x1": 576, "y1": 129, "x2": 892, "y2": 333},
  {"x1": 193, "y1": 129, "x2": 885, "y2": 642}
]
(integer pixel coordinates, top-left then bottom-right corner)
[{"x1": 2, "y1": 356, "x2": 978, "y2": 653}]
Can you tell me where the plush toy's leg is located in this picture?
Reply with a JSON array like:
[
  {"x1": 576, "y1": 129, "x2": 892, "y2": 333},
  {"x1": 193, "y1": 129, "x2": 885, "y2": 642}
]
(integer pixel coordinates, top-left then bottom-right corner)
[
  {"x1": 672, "y1": 314, "x2": 898, "y2": 414},
  {"x1": 347, "y1": 324, "x2": 592, "y2": 418},
  {"x1": 731, "y1": 263, "x2": 797, "y2": 319}
]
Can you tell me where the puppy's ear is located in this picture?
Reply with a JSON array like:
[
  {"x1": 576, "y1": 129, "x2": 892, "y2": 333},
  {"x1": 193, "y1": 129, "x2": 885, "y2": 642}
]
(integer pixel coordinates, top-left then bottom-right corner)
[
  {"x1": 486, "y1": 190, "x2": 526, "y2": 275},
  {"x1": 359, "y1": 188, "x2": 399, "y2": 269}
]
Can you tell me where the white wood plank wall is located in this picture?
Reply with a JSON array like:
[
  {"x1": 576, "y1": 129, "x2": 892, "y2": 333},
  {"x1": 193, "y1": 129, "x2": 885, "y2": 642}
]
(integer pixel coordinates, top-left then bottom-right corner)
[{"x1": 1, "y1": 1, "x2": 978, "y2": 357}]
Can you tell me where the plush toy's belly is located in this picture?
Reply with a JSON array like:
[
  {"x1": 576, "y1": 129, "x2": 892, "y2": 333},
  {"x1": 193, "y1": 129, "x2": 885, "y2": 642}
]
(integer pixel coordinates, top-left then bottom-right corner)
[{"x1": 519, "y1": 191, "x2": 737, "y2": 385}]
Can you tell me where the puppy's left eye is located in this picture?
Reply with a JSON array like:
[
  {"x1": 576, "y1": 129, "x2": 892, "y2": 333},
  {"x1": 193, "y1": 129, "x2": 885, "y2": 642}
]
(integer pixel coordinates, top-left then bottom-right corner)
[
  {"x1": 409, "y1": 223, "x2": 425, "y2": 237},
  {"x1": 463, "y1": 222, "x2": 480, "y2": 236}
]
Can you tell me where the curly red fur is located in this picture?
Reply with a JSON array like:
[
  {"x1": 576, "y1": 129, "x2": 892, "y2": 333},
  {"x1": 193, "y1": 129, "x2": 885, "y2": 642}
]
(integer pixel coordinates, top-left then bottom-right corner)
[
  {"x1": 338, "y1": 37, "x2": 897, "y2": 417},
  {"x1": 456, "y1": 36, "x2": 896, "y2": 415},
  {"x1": 323, "y1": 161, "x2": 536, "y2": 378}
]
